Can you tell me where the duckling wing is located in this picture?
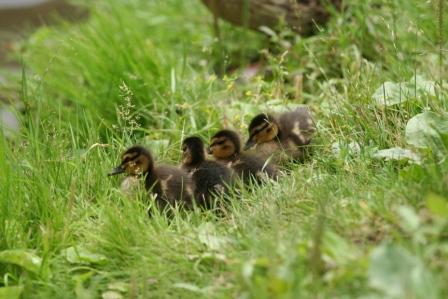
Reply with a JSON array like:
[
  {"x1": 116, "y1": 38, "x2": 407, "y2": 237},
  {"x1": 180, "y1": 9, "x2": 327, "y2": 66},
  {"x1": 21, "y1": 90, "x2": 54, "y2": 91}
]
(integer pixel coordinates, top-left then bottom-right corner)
[
  {"x1": 152, "y1": 166, "x2": 194, "y2": 208},
  {"x1": 232, "y1": 153, "x2": 278, "y2": 184},
  {"x1": 279, "y1": 107, "x2": 316, "y2": 146},
  {"x1": 191, "y1": 161, "x2": 233, "y2": 207},
  {"x1": 247, "y1": 142, "x2": 282, "y2": 162},
  {"x1": 195, "y1": 161, "x2": 233, "y2": 189}
]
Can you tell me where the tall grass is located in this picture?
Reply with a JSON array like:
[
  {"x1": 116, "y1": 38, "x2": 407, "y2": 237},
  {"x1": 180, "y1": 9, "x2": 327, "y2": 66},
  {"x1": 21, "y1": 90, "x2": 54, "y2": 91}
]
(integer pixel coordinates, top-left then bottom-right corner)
[{"x1": 0, "y1": 0, "x2": 447, "y2": 298}]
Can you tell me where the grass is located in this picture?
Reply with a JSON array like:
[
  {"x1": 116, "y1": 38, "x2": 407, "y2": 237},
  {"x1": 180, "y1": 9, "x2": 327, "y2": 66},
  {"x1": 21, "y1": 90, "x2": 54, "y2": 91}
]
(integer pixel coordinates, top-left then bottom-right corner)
[{"x1": 1, "y1": 0, "x2": 448, "y2": 298}]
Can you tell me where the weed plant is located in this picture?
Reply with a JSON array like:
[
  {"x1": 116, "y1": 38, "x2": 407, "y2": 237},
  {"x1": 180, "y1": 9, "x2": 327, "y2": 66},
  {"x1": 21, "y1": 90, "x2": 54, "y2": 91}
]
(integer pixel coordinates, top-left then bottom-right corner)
[{"x1": 0, "y1": 0, "x2": 447, "y2": 298}]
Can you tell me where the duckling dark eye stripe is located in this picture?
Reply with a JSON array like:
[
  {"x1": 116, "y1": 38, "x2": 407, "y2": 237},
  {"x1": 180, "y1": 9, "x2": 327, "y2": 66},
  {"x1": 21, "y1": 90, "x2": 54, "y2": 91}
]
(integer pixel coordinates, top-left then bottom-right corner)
[
  {"x1": 122, "y1": 157, "x2": 132, "y2": 164},
  {"x1": 122, "y1": 153, "x2": 139, "y2": 164},
  {"x1": 251, "y1": 124, "x2": 269, "y2": 137},
  {"x1": 210, "y1": 140, "x2": 226, "y2": 147},
  {"x1": 122, "y1": 153, "x2": 138, "y2": 160}
]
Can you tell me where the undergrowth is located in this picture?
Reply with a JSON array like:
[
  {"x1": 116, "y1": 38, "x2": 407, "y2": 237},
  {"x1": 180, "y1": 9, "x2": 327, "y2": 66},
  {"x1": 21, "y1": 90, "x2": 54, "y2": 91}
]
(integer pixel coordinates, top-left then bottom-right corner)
[{"x1": 0, "y1": 0, "x2": 447, "y2": 298}]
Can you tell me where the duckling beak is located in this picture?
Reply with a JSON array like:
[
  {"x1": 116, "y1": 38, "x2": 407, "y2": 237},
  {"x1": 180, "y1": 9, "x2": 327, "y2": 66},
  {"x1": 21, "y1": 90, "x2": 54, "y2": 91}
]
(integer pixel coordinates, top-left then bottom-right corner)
[
  {"x1": 243, "y1": 139, "x2": 256, "y2": 151},
  {"x1": 108, "y1": 165, "x2": 125, "y2": 176}
]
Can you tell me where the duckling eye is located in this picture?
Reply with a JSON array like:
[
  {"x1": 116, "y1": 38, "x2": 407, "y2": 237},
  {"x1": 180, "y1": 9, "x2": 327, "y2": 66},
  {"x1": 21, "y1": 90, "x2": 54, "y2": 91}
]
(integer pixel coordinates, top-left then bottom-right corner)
[
  {"x1": 266, "y1": 128, "x2": 272, "y2": 132},
  {"x1": 210, "y1": 140, "x2": 226, "y2": 147}
]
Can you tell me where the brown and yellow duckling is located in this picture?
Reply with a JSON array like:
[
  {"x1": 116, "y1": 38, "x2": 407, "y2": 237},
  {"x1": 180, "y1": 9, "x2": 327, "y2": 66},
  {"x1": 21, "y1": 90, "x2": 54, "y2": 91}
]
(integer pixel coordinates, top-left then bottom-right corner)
[
  {"x1": 209, "y1": 129, "x2": 278, "y2": 184},
  {"x1": 109, "y1": 145, "x2": 194, "y2": 211},
  {"x1": 181, "y1": 136, "x2": 233, "y2": 208},
  {"x1": 244, "y1": 107, "x2": 316, "y2": 163}
]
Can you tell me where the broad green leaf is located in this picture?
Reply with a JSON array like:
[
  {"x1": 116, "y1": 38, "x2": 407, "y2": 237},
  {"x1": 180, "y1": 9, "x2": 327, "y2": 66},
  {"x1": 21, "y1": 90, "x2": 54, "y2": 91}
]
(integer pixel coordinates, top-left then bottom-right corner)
[
  {"x1": 396, "y1": 206, "x2": 420, "y2": 232},
  {"x1": 242, "y1": 260, "x2": 255, "y2": 283},
  {"x1": 268, "y1": 277, "x2": 288, "y2": 295},
  {"x1": 0, "y1": 250, "x2": 42, "y2": 274},
  {"x1": 197, "y1": 223, "x2": 230, "y2": 252},
  {"x1": 373, "y1": 81, "x2": 412, "y2": 106},
  {"x1": 102, "y1": 291, "x2": 123, "y2": 299},
  {"x1": 63, "y1": 246, "x2": 107, "y2": 265},
  {"x1": 107, "y1": 281, "x2": 128, "y2": 293},
  {"x1": 369, "y1": 244, "x2": 438, "y2": 299},
  {"x1": 0, "y1": 286, "x2": 23, "y2": 299},
  {"x1": 414, "y1": 75, "x2": 436, "y2": 96},
  {"x1": 187, "y1": 252, "x2": 227, "y2": 266},
  {"x1": 373, "y1": 76, "x2": 437, "y2": 107},
  {"x1": 357, "y1": 295, "x2": 387, "y2": 299},
  {"x1": 331, "y1": 141, "x2": 361, "y2": 156},
  {"x1": 0, "y1": 107, "x2": 20, "y2": 139},
  {"x1": 405, "y1": 112, "x2": 448, "y2": 155},
  {"x1": 172, "y1": 283, "x2": 206, "y2": 294},
  {"x1": 372, "y1": 147, "x2": 421, "y2": 164},
  {"x1": 425, "y1": 193, "x2": 448, "y2": 217},
  {"x1": 242, "y1": 257, "x2": 270, "y2": 284},
  {"x1": 73, "y1": 271, "x2": 95, "y2": 299},
  {"x1": 323, "y1": 231, "x2": 360, "y2": 264},
  {"x1": 242, "y1": 257, "x2": 271, "y2": 283}
]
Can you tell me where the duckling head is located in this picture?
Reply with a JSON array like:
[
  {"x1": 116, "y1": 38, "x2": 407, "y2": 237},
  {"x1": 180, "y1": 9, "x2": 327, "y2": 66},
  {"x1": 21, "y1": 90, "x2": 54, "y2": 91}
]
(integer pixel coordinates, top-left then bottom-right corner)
[
  {"x1": 209, "y1": 129, "x2": 241, "y2": 160},
  {"x1": 182, "y1": 136, "x2": 207, "y2": 167},
  {"x1": 108, "y1": 145, "x2": 154, "y2": 176},
  {"x1": 244, "y1": 113, "x2": 279, "y2": 150}
]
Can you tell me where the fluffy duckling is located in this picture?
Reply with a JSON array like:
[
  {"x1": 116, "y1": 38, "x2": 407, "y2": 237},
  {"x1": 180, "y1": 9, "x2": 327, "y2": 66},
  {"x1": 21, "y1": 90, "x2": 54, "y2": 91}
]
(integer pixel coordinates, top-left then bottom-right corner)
[
  {"x1": 209, "y1": 129, "x2": 278, "y2": 184},
  {"x1": 181, "y1": 136, "x2": 233, "y2": 208},
  {"x1": 109, "y1": 145, "x2": 193, "y2": 211},
  {"x1": 244, "y1": 107, "x2": 316, "y2": 162}
]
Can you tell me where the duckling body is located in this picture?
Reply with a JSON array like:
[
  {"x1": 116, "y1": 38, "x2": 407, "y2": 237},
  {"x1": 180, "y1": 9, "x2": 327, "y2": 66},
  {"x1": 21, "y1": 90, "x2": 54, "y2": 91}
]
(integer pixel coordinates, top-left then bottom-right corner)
[
  {"x1": 146, "y1": 165, "x2": 194, "y2": 209},
  {"x1": 245, "y1": 107, "x2": 315, "y2": 163},
  {"x1": 209, "y1": 129, "x2": 278, "y2": 184},
  {"x1": 182, "y1": 136, "x2": 233, "y2": 208},
  {"x1": 109, "y1": 145, "x2": 193, "y2": 211}
]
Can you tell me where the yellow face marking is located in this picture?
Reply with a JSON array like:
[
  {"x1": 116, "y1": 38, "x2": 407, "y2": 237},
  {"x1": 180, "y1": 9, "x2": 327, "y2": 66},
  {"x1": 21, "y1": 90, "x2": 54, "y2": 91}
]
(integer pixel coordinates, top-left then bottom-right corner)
[
  {"x1": 210, "y1": 137, "x2": 226, "y2": 144},
  {"x1": 291, "y1": 121, "x2": 302, "y2": 137},
  {"x1": 186, "y1": 186, "x2": 194, "y2": 197},
  {"x1": 121, "y1": 153, "x2": 150, "y2": 176},
  {"x1": 210, "y1": 137, "x2": 236, "y2": 159},
  {"x1": 182, "y1": 147, "x2": 192, "y2": 165},
  {"x1": 253, "y1": 124, "x2": 278, "y2": 144},
  {"x1": 122, "y1": 152, "x2": 138, "y2": 162},
  {"x1": 251, "y1": 123, "x2": 266, "y2": 134},
  {"x1": 306, "y1": 118, "x2": 314, "y2": 126}
]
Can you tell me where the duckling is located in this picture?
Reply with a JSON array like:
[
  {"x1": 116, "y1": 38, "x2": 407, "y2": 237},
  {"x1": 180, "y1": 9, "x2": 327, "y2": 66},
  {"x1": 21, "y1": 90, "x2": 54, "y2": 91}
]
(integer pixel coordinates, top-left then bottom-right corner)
[
  {"x1": 209, "y1": 129, "x2": 278, "y2": 184},
  {"x1": 244, "y1": 107, "x2": 316, "y2": 162},
  {"x1": 181, "y1": 136, "x2": 233, "y2": 208},
  {"x1": 108, "y1": 145, "x2": 194, "y2": 211}
]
